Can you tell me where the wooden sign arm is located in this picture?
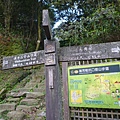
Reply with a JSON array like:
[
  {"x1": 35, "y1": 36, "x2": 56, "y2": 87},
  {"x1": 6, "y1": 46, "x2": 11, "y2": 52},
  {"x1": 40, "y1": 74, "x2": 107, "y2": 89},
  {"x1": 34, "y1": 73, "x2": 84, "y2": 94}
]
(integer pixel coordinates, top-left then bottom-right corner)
[{"x1": 42, "y1": 9, "x2": 52, "y2": 40}]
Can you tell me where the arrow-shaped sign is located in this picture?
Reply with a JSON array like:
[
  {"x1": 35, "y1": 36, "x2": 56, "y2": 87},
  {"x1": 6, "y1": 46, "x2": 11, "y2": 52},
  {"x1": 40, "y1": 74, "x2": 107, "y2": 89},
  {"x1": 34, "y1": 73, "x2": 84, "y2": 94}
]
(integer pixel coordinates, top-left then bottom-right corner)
[{"x1": 111, "y1": 46, "x2": 120, "y2": 53}]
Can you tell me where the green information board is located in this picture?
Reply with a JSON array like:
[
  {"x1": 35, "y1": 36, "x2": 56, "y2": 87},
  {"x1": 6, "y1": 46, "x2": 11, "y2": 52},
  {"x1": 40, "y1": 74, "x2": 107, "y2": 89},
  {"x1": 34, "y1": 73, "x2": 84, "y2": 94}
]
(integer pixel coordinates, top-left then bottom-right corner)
[{"x1": 68, "y1": 62, "x2": 120, "y2": 109}]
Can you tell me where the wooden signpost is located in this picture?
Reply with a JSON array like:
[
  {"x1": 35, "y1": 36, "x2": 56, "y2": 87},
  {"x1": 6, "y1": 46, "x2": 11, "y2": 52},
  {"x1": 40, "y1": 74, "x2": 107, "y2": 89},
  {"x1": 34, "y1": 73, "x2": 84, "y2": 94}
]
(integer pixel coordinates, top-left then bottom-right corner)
[
  {"x1": 2, "y1": 9, "x2": 120, "y2": 120},
  {"x1": 43, "y1": 10, "x2": 63, "y2": 120}
]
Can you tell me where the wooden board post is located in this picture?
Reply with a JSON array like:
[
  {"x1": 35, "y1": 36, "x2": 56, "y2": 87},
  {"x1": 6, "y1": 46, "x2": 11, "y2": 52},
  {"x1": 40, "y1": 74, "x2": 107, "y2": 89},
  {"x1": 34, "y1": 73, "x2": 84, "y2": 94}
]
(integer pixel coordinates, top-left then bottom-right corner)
[
  {"x1": 43, "y1": 9, "x2": 63, "y2": 120},
  {"x1": 42, "y1": 10, "x2": 52, "y2": 40},
  {"x1": 62, "y1": 62, "x2": 70, "y2": 120},
  {"x1": 44, "y1": 40, "x2": 63, "y2": 120}
]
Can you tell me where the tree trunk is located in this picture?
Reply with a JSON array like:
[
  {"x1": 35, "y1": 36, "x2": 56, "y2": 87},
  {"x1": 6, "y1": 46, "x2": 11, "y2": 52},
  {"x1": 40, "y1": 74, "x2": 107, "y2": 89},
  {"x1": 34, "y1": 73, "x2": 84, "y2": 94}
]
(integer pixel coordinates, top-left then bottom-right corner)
[
  {"x1": 25, "y1": 5, "x2": 35, "y2": 51},
  {"x1": 4, "y1": 0, "x2": 12, "y2": 35},
  {"x1": 35, "y1": 0, "x2": 42, "y2": 51}
]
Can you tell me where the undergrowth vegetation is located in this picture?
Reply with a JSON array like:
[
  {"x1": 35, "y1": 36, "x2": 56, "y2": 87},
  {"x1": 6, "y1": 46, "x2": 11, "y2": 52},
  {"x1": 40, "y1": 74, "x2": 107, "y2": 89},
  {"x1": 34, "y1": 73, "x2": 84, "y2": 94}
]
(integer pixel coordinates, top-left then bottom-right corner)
[
  {"x1": 0, "y1": 24, "x2": 24, "y2": 56},
  {"x1": 0, "y1": 68, "x2": 31, "y2": 102}
]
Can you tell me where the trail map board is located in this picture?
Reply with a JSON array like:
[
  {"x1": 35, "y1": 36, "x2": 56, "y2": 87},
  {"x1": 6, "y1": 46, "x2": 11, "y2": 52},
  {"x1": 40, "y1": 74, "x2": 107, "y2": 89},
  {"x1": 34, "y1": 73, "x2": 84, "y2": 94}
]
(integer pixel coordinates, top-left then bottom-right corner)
[{"x1": 68, "y1": 62, "x2": 120, "y2": 109}]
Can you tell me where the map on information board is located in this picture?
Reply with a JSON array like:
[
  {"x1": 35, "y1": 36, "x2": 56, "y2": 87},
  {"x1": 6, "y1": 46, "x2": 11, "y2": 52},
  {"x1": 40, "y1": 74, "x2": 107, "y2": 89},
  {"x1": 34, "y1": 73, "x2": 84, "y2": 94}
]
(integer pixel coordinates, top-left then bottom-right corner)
[{"x1": 68, "y1": 62, "x2": 120, "y2": 109}]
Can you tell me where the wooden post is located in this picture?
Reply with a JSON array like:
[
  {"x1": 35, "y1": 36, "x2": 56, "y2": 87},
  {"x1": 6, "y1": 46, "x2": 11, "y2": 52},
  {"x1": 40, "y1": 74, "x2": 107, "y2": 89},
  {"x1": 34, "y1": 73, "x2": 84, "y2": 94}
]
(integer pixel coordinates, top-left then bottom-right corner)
[
  {"x1": 43, "y1": 9, "x2": 63, "y2": 120},
  {"x1": 62, "y1": 62, "x2": 70, "y2": 120},
  {"x1": 42, "y1": 10, "x2": 52, "y2": 40},
  {"x1": 44, "y1": 40, "x2": 63, "y2": 120}
]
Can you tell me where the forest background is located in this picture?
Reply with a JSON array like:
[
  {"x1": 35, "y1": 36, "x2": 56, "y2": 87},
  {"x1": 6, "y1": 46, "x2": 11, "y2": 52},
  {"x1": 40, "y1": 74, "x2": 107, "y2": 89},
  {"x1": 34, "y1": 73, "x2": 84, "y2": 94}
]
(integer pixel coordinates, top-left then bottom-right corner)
[{"x1": 0, "y1": 0, "x2": 119, "y2": 56}]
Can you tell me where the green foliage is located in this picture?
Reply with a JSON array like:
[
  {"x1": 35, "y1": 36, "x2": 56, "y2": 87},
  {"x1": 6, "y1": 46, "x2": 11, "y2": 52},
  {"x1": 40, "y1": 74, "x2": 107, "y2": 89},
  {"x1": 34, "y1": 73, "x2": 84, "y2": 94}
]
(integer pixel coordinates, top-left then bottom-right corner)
[
  {"x1": 55, "y1": 3, "x2": 120, "y2": 46},
  {"x1": 0, "y1": 0, "x2": 119, "y2": 49},
  {"x1": 0, "y1": 0, "x2": 56, "y2": 51},
  {"x1": 0, "y1": 68, "x2": 31, "y2": 102},
  {"x1": 52, "y1": 0, "x2": 118, "y2": 22},
  {"x1": 0, "y1": 36, "x2": 24, "y2": 57},
  {"x1": 0, "y1": 110, "x2": 9, "y2": 120}
]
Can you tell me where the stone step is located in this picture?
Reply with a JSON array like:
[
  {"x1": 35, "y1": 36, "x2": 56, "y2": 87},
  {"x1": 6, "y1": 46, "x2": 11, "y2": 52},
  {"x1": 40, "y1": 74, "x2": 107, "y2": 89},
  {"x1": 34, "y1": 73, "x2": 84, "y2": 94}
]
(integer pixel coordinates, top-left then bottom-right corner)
[
  {"x1": 26, "y1": 92, "x2": 45, "y2": 99},
  {"x1": 25, "y1": 82, "x2": 45, "y2": 89},
  {"x1": 6, "y1": 91, "x2": 26, "y2": 98},
  {"x1": 20, "y1": 98, "x2": 39, "y2": 106},
  {"x1": 0, "y1": 103, "x2": 16, "y2": 111},
  {"x1": 7, "y1": 111, "x2": 26, "y2": 120},
  {"x1": 0, "y1": 110, "x2": 6, "y2": 115},
  {"x1": 35, "y1": 117, "x2": 44, "y2": 120},
  {"x1": 29, "y1": 80, "x2": 41, "y2": 83},
  {"x1": 30, "y1": 79, "x2": 45, "y2": 84},
  {"x1": 31, "y1": 73, "x2": 44, "y2": 78},
  {"x1": 25, "y1": 83, "x2": 41, "y2": 88},
  {"x1": 35, "y1": 110, "x2": 46, "y2": 120},
  {"x1": 16, "y1": 105, "x2": 36, "y2": 113},
  {"x1": 6, "y1": 98, "x2": 21, "y2": 103},
  {"x1": 37, "y1": 110, "x2": 46, "y2": 117},
  {"x1": 12, "y1": 88, "x2": 44, "y2": 93},
  {"x1": 38, "y1": 82, "x2": 45, "y2": 88}
]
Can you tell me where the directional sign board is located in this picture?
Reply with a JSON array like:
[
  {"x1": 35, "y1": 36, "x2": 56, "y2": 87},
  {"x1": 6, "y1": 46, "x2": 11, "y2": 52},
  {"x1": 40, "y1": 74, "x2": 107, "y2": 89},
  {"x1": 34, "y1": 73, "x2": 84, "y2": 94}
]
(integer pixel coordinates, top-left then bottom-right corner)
[
  {"x1": 3, "y1": 51, "x2": 44, "y2": 69},
  {"x1": 59, "y1": 42, "x2": 120, "y2": 61},
  {"x1": 3, "y1": 41, "x2": 120, "y2": 69}
]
